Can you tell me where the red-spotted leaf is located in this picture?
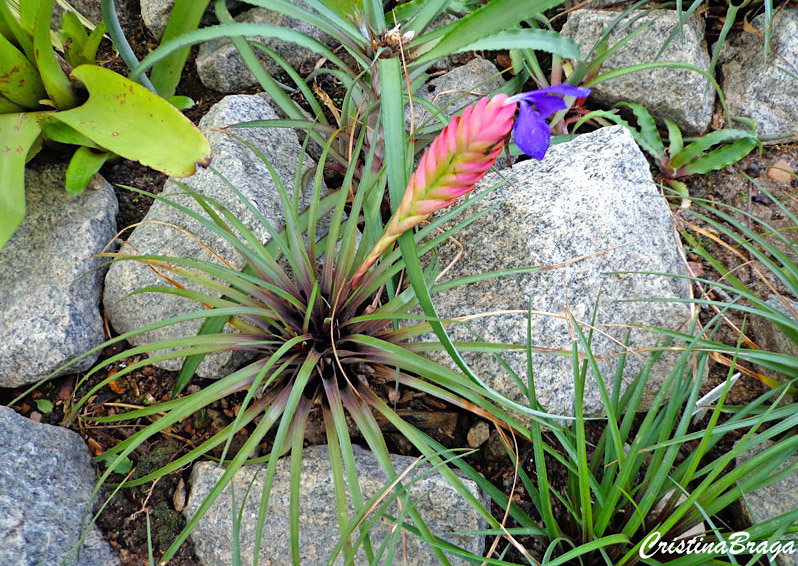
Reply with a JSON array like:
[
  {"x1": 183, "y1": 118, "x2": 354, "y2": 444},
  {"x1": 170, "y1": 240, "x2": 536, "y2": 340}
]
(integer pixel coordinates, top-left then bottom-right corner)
[
  {"x1": 0, "y1": 112, "x2": 42, "y2": 248},
  {"x1": 50, "y1": 65, "x2": 211, "y2": 177}
]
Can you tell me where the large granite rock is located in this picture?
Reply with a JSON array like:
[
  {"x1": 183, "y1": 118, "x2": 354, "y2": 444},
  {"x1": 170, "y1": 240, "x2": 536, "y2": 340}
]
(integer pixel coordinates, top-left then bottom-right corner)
[
  {"x1": 0, "y1": 406, "x2": 118, "y2": 566},
  {"x1": 407, "y1": 57, "x2": 507, "y2": 131},
  {"x1": 103, "y1": 93, "x2": 322, "y2": 378},
  {"x1": 185, "y1": 444, "x2": 487, "y2": 565},
  {"x1": 196, "y1": 3, "x2": 336, "y2": 92},
  {"x1": 735, "y1": 439, "x2": 798, "y2": 565},
  {"x1": 424, "y1": 126, "x2": 693, "y2": 417},
  {"x1": 0, "y1": 163, "x2": 117, "y2": 388},
  {"x1": 561, "y1": 10, "x2": 714, "y2": 135},
  {"x1": 719, "y1": 10, "x2": 798, "y2": 137}
]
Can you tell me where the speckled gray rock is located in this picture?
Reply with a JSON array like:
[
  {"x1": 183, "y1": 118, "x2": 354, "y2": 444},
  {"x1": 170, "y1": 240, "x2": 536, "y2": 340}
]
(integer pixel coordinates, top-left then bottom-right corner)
[
  {"x1": 185, "y1": 444, "x2": 488, "y2": 565},
  {"x1": 140, "y1": 0, "x2": 245, "y2": 40},
  {"x1": 196, "y1": 3, "x2": 336, "y2": 93},
  {"x1": 749, "y1": 294, "x2": 798, "y2": 381},
  {"x1": 561, "y1": 10, "x2": 714, "y2": 135},
  {"x1": 0, "y1": 163, "x2": 117, "y2": 388},
  {"x1": 407, "y1": 57, "x2": 507, "y2": 130},
  {"x1": 103, "y1": 94, "x2": 322, "y2": 377},
  {"x1": 719, "y1": 10, "x2": 798, "y2": 138},
  {"x1": 140, "y1": 0, "x2": 180, "y2": 39},
  {"x1": 735, "y1": 439, "x2": 798, "y2": 565},
  {"x1": 423, "y1": 126, "x2": 693, "y2": 417},
  {"x1": 0, "y1": 406, "x2": 118, "y2": 566}
]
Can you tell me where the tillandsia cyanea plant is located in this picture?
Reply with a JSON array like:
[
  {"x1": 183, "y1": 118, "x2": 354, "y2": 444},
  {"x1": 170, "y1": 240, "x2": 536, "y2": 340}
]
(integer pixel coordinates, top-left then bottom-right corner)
[
  {"x1": 0, "y1": 0, "x2": 210, "y2": 249},
  {"x1": 41, "y1": 84, "x2": 588, "y2": 564}
]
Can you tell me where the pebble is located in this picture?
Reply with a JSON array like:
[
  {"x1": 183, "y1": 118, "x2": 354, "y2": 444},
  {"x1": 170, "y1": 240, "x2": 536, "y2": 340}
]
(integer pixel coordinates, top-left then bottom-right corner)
[
  {"x1": 767, "y1": 160, "x2": 794, "y2": 184},
  {"x1": 467, "y1": 421, "x2": 491, "y2": 448}
]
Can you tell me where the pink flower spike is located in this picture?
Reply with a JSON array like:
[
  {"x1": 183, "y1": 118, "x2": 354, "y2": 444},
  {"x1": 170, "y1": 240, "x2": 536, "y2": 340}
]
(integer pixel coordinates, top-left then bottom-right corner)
[{"x1": 350, "y1": 94, "x2": 517, "y2": 288}]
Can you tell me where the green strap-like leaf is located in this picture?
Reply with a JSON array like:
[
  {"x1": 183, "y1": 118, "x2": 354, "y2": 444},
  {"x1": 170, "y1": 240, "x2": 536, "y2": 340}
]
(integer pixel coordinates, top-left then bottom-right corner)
[
  {"x1": 33, "y1": 0, "x2": 77, "y2": 109},
  {"x1": 413, "y1": 0, "x2": 567, "y2": 65},
  {"x1": 681, "y1": 136, "x2": 756, "y2": 176},
  {"x1": 100, "y1": 0, "x2": 157, "y2": 92},
  {"x1": 80, "y1": 19, "x2": 106, "y2": 62},
  {"x1": 58, "y1": 10, "x2": 89, "y2": 61},
  {"x1": 248, "y1": 0, "x2": 367, "y2": 52},
  {"x1": 664, "y1": 118, "x2": 683, "y2": 158},
  {"x1": 614, "y1": 101, "x2": 664, "y2": 159},
  {"x1": 669, "y1": 128, "x2": 755, "y2": 169},
  {"x1": 405, "y1": 0, "x2": 449, "y2": 33},
  {"x1": 379, "y1": 59, "x2": 408, "y2": 211},
  {"x1": 149, "y1": 0, "x2": 210, "y2": 97},
  {"x1": 0, "y1": 112, "x2": 42, "y2": 248},
  {"x1": 51, "y1": 64, "x2": 211, "y2": 177},
  {"x1": 456, "y1": 28, "x2": 582, "y2": 60},
  {"x1": 65, "y1": 146, "x2": 112, "y2": 195},
  {"x1": 0, "y1": 32, "x2": 45, "y2": 108}
]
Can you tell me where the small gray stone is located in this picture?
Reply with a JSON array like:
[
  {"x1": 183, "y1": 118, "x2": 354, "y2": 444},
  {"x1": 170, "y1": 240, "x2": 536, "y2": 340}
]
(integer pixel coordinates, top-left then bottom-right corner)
[
  {"x1": 561, "y1": 10, "x2": 714, "y2": 135},
  {"x1": 422, "y1": 126, "x2": 693, "y2": 417},
  {"x1": 407, "y1": 57, "x2": 507, "y2": 131},
  {"x1": 185, "y1": 444, "x2": 487, "y2": 565},
  {"x1": 0, "y1": 406, "x2": 118, "y2": 566},
  {"x1": 140, "y1": 0, "x2": 246, "y2": 40},
  {"x1": 196, "y1": 4, "x2": 335, "y2": 93},
  {"x1": 735, "y1": 439, "x2": 798, "y2": 565},
  {"x1": 103, "y1": 93, "x2": 322, "y2": 378},
  {"x1": 0, "y1": 163, "x2": 117, "y2": 388},
  {"x1": 719, "y1": 10, "x2": 798, "y2": 138}
]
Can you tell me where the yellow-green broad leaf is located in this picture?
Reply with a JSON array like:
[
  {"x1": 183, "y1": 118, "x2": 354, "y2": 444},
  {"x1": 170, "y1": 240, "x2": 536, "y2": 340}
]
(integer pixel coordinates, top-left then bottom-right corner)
[
  {"x1": 52, "y1": 65, "x2": 211, "y2": 177},
  {"x1": 0, "y1": 112, "x2": 43, "y2": 248},
  {"x1": 0, "y1": 32, "x2": 46, "y2": 108},
  {"x1": 0, "y1": 93, "x2": 25, "y2": 113}
]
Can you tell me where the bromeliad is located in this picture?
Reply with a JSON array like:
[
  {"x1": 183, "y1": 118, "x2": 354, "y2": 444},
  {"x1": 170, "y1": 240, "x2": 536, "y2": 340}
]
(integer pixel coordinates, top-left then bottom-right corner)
[{"x1": 350, "y1": 85, "x2": 590, "y2": 288}]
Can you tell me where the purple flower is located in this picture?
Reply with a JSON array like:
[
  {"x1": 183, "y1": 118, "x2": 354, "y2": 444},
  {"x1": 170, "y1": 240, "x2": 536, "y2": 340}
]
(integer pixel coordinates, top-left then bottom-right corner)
[{"x1": 507, "y1": 85, "x2": 591, "y2": 160}]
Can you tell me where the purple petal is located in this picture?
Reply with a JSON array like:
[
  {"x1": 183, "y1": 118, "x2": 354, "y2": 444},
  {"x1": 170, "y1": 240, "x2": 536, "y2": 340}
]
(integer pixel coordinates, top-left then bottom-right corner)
[
  {"x1": 532, "y1": 84, "x2": 591, "y2": 98},
  {"x1": 508, "y1": 84, "x2": 591, "y2": 106},
  {"x1": 514, "y1": 102, "x2": 551, "y2": 160},
  {"x1": 529, "y1": 94, "x2": 568, "y2": 119}
]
